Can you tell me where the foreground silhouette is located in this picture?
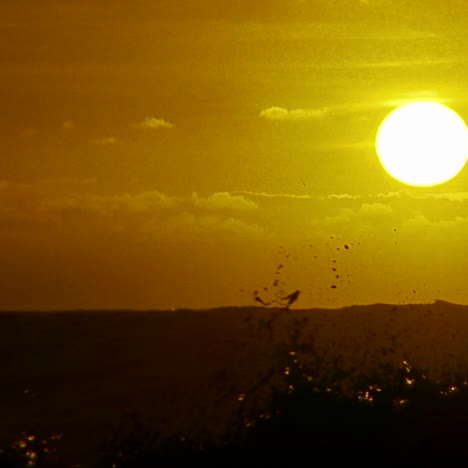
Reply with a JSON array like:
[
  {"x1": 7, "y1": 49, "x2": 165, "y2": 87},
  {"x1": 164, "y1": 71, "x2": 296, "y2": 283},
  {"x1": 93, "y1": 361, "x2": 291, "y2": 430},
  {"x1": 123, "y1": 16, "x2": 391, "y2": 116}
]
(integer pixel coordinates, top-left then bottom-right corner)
[
  {"x1": 3, "y1": 356, "x2": 468, "y2": 467},
  {"x1": 3, "y1": 302, "x2": 468, "y2": 466}
]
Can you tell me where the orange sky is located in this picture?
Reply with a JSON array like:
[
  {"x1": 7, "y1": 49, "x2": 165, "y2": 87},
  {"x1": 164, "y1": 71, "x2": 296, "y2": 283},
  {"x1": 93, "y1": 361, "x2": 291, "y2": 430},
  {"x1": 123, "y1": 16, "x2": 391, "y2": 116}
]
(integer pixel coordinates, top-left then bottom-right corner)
[{"x1": 2, "y1": 1, "x2": 468, "y2": 309}]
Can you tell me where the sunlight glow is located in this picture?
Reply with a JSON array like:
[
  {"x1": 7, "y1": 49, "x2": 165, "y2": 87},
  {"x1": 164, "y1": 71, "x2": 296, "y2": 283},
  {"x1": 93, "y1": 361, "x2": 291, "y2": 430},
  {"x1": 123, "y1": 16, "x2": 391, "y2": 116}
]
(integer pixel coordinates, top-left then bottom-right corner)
[{"x1": 376, "y1": 101, "x2": 468, "y2": 186}]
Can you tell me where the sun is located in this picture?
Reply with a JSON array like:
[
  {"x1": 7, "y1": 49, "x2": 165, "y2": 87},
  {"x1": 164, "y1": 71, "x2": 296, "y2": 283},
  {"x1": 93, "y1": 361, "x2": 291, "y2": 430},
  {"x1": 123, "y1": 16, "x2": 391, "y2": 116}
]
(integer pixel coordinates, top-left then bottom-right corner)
[{"x1": 375, "y1": 101, "x2": 468, "y2": 186}]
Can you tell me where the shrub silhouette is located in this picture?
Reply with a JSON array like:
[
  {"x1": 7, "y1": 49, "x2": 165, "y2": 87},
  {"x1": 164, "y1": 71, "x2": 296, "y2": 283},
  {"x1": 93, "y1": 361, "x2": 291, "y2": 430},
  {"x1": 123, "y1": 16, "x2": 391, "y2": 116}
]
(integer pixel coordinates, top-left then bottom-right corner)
[
  {"x1": 92, "y1": 303, "x2": 468, "y2": 467},
  {"x1": 0, "y1": 432, "x2": 64, "y2": 468},
  {"x1": 89, "y1": 350, "x2": 468, "y2": 467}
]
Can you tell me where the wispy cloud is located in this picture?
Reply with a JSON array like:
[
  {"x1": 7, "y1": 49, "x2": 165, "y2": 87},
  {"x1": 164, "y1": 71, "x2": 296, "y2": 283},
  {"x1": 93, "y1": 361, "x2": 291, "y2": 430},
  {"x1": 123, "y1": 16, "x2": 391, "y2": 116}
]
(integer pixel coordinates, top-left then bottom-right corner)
[
  {"x1": 132, "y1": 116, "x2": 175, "y2": 129},
  {"x1": 193, "y1": 192, "x2": 258, "y2": 211},
  {"x1": 234, "y1": 190, "x2": 363, "y2": 201},
  {"x1": 259, "y1": 95, "x2": 450, "y2": 123},
  {"x1": 325, "y1": 193, "x2": 361, "y2": 200},
  {"x1": 375, "y1": 191, "x2": 468, "y2": 202},
  {"x1": 234, "y1": 191, "x2": 315, "y2": 199},
  {"x1": 410, "y1": 192, "x2": 468, "y2": 202},
  {"x1": 222, "y1": 190, "x2": 468, "y2": 204},
  {"x1": 88, "y1": 137, "x2": 117, "y2": 145},
  {"x1": 259, "y1": 106, "x2": 329, "y2": 121}
]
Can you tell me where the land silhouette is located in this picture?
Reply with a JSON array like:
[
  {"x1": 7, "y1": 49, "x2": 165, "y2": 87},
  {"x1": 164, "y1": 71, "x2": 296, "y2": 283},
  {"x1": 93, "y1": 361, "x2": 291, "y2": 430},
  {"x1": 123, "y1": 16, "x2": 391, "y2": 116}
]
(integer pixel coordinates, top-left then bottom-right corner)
[{"x1": 2, "y1": 300, "x2": 468, "y2": 465}]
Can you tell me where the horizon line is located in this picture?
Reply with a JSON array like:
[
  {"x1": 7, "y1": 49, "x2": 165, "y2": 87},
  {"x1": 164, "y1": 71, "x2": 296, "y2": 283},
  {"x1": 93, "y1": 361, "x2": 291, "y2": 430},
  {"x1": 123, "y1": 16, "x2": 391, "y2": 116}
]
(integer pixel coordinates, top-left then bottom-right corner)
[{"x1": 0, "y1": 299, "x2": 462, "y2": 314}]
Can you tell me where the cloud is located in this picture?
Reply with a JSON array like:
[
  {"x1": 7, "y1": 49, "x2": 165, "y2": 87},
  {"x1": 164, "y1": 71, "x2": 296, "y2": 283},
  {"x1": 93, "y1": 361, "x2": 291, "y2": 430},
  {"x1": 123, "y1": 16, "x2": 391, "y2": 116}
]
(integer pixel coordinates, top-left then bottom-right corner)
[
  {"x1": 413, "y1": 192, "x2": 468, "y2": 202},
  {"x1": 132, "y1": 117, "x2": 175, "y2": 129},
  {"x1": 143, "y1": 213, "x2": 264, "y2": 239},
  {"x1": 193, "y1": 192, "x2": 258, "y2": 211},
  {"x1": 258, "y1": 101, "x2": 376, "y2": 122},
  {"x1": 234, "y1": 191, "x2": 314, "y2": 200},
  {"x1": 313, "y1": 203, "x2": 392, "y2": 227},
  {"x1": 402, "y1": 214, "x2": 468, "y2": 229},
  {"x1": 37, "y1": 190, "x2": 259, "y2": 220},
  {"x1": 375, "y1": 192, "x2": 403, "y2": 199},
  {"x1": 27, "y1": 188, "x2": 266, "y2": 241},
  {"x1": 37, "y1": 191, "x2": 177, "y2": 221},
  {"x1": 259, "y1": 106, "x2": 329, "y2": 121},
  {"x1": 259, "y1": 96, "x2": 451, "y2": 124},
  {"x1": 88, "y1": 137, "x2": 117, "y2": 145},
  {"x1": 373, "y1": 191, "x2": 468, "y2": 202},
  {"x1": 237, "y1": 190, "x2": 468, "y2": 204},
  {"x1": 359, "y1": 202, "x2": 393, "y2": 217},
  {"x1": 197, "y1": 215, "x2": 264, "y2": 237},
  {"x1": 325, "y1": 193, "x2": 361, "y2": 200},
  {"x1": 7, "y1": 182, "x2": 468, "y2": 243},
  {"x1": 320, "y1": 208, "x2": 356, "y2": 226},
  {"x1": 235, "y1": 190, "x2": 363, "y2": 201},
  {"x1": 117, "y1": 191, "x2": 177, "y2": 212}
]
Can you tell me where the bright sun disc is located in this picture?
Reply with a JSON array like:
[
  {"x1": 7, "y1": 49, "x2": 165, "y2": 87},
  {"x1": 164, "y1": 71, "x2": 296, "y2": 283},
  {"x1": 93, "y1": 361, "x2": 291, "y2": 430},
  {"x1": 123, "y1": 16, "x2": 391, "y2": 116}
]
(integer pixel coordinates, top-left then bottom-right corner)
[{"x1": 375, "y1": 101, "x2": 468, "y2": 186}]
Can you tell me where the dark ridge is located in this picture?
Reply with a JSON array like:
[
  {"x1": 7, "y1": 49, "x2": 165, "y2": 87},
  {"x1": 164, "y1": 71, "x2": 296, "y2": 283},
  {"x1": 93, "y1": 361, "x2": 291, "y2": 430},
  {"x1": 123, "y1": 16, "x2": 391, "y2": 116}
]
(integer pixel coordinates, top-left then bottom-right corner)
[{"x1": 0, "y1": 299, "x2": 465, "y2": 316}]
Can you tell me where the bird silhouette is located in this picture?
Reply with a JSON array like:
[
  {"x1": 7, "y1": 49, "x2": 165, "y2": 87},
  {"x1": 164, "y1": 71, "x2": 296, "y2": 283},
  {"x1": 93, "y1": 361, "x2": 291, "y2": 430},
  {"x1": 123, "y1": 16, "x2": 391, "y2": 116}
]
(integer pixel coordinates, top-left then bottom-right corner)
[{"x1": 282, "y1": 290, "x2": 300, "y2": 308}]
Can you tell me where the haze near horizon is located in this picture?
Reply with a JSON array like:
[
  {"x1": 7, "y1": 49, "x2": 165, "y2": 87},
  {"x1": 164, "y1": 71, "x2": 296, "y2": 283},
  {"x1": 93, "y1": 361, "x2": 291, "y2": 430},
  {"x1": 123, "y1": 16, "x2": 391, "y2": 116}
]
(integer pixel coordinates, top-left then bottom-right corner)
[{"x1": 2, "y1": 1, "x2": 468, "y2": 310}]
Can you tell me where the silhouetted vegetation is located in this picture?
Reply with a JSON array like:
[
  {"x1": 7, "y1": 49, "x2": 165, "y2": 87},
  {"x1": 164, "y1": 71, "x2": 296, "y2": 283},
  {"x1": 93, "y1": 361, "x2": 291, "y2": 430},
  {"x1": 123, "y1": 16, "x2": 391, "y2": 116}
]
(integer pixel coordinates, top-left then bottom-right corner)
[{"x1": 4, "y1": 301, "x2": 468, "y2": 466}]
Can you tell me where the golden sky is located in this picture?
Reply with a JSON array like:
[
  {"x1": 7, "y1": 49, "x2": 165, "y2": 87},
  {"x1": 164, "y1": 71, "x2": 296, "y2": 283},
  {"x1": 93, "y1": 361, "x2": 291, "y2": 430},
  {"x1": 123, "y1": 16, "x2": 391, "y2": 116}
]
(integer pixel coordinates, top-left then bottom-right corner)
[{"x1": 2, "y1": 0, "x2": 468, "y2": 309}]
